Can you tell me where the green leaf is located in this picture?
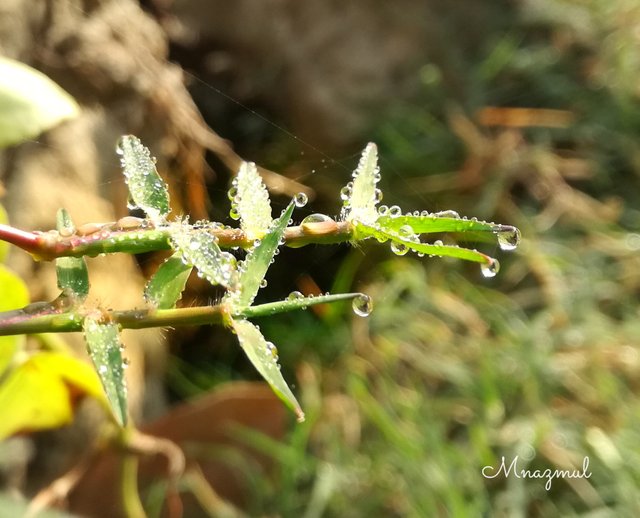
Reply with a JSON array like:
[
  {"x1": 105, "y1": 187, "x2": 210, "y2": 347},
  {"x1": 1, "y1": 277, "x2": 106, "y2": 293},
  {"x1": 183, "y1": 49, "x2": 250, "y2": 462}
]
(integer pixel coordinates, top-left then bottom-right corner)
[
  {"x1": 145, "y1": 253, "x2": 193, "y2": 309},
  {"x1": 116, "y1": 135, "x2": 170, "y2": 223},
  {"x1": 0, "y1": 204, "x2": 9, "y2": 263},
  {"x1": 0, "y1": 265, "x2": 29, "y2": 375},
  {"x1": 83, "y1": 316, "x2": 128, "y2": 427},
  {"x1": 230, "y1": 161, "x2": 273, "y2": 239},
  {"x1": 0, "y1": 351, "x2": 106, "y2": 440},
  {"x1": 226, "y1": 201, "x2": 295, "y2": 310},
  {"x1": 237, "y1": 291, "x2": 367, "y2": 319},
  {"x1": 340, "y1": 143, "x2": 381, "y2": 224},
  {"x1": 169, "y1": 225, "x2": 237, "y2": 288},
  {"x1": 0, "y1": 57, "x2": 80, "y2": 148},
  {"x1": 376, "y1": 213, "x2": 520, "y2": 248},
  {"x1": 357, "y1": 223, "x2": 499, "y2": 266},
  {"x1": 55, "y1": 209, "x2": 89, "y2": 300},
  {"x1": 232, "y1": 318, "x2": 304, "y2": 422}
]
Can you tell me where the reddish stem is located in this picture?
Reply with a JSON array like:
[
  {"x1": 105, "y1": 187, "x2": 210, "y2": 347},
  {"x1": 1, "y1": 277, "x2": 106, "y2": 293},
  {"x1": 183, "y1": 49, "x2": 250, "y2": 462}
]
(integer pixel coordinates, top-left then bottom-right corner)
[{"x1": 0, "y1": 224, "x2": 44, "y2": 258}]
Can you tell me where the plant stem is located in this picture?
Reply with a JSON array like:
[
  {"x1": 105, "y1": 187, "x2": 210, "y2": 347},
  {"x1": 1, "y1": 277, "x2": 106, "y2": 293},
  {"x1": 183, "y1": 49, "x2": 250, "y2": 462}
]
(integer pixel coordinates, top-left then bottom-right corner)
[
  {"x1": 0, "y1": 224, "x2": 43, "y2": 256},
  {"x1": 0, "y1": 305, "x2": 228, "y2": 336},
  {"x1": 239, "y1": 292, "x2": 363, "y2": 319},
  {"x1": 0, "y1": 221, "x2": 354, "y2": 261},
  {"x1": 121, "y1": 452, "x2": 146, "y2": 518}
]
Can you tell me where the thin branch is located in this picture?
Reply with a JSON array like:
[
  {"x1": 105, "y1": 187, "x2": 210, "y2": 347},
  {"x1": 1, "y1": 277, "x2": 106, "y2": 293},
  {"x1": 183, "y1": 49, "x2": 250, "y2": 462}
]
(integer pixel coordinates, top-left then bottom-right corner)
[
  {"x1": 0, "y1": 305, "x2": 229, "y2": 336},
  {"x1": 0, "y1": 221, "x2": 354, "y2": 261}
]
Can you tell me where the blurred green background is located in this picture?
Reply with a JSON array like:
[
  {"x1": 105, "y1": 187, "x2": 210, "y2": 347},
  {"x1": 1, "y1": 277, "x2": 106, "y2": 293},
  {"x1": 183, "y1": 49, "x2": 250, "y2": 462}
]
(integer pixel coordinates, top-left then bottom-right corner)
[{"x1": 168, "y1": 0, "x2": 640, "y2": 515}]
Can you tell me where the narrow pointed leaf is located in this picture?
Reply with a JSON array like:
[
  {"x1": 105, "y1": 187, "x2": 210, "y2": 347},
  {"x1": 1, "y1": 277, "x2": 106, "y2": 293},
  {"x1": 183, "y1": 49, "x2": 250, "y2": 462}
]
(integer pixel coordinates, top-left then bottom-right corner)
[
  {"x1": 227, "y1": 201, "x2": 295, "y2": 310},
  {"x1": 0, "y1": 57, "x2": 80, "y2": 148},
  {"x1": 117, "y1": 135, "x2": 170, "y2": 223},
  {"x1": 232, "y1": 318, "x2": 304, "y2": 422},
  {"x1": 55, "y1": 209, "x2": 89, "y2": 300},
  {"x1": 82, "y1": 316, "x2": 128, "y2": 426},
  {"x1": 358, "y1": 224, "x2": 498, "y2": 265},
  {"x1": 237, "y1": 292, "x2": 366, "y2": 319},
  {"x1": 376, "y1": 213, "x2": 520, "y2": 245},
  {"x1": 341, "y1": 143, "x2": 380, "y2": 224},
  {"x1": 170, "y1": 225, "x2": 237, "y2": 288},
  {"x1": 145, "y1": 253, "x2": 193, "y2": 309},
  {"x1": 231, "y1": 161, "x2": 273, "y2": 239}
]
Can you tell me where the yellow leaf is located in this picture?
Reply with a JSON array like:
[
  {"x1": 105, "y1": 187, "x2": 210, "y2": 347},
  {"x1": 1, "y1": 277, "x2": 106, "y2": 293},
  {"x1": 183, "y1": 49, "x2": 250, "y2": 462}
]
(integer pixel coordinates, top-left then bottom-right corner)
[{"x1": 0, "y1": 352, "x2": 107, "y2": 440}]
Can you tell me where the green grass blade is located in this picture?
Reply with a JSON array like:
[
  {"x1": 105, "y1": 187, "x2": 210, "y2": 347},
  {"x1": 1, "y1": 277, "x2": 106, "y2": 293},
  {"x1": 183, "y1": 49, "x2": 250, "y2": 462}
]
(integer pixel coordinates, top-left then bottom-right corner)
[
  {"x1": 227, "y1": 201, "x2": 295, "y2": 310},
  {"x1": 232, "y1": 318, "x2": 304, "y2": 422},
  {"x1": 55, "y1": 209, "x2": 89, "y2": 300},
  {"x1": 82, "y1": 316, "x2": 128, "y2": 427},
  {"x1": 230, "y1": 161, "x2": 273, "y2": 239},
  {"x1": 341, "y1": 143, "x2": 380, "y2": 224},
  {"x1": 378, "y1": 214, "x2": 503, "y2": 234},
  {"x1": 237, "y1": 292, "x2": 367, "y2": 319},
  {"x1": 117, "y1": 135, "x2": 170, "y2": 223},
  {"x1": 144, "y1": 253, "x2": 193, "y2": 309},
  {"x1": 358, "y1": 223, "x2": 499, "y2": 269},
  {"x1": 170, "y1": 225, "x2": 237, "y2": 288}
]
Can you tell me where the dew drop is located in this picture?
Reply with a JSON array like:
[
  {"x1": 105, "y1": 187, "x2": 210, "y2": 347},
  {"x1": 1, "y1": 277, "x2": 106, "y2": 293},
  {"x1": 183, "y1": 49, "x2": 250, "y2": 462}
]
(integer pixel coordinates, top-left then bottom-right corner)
[
  {"x1": 302, "y1": 213, "x2": 332, "y2": 225},
  {"x1": 189, "y1": 240, "x2": 201, "y2": 251},
  {"x1": 389, "y1": 205, "x2": 402, "y2": 217},
  {"x1": 433, "y1": 239, "x2": 443, "y2": 246},
  {"x1": 229, "y1": 208, "x2": 240, "y2": 220},
  {"x1": 340, "y1": 186, "x2": 352, "y2": 201},
  {"x1": 374, "y1": 188, "x2": 383, "y2": 203},
  {"x1": 481, "y1": 258, "x2": 500, "y2": 278},
  {"x1": 497, "y1": 228, "x2": 521, "y2": 251},
  {"x1": 227, "y1": 187, "x2": 238, "y2": 201},
  {"x1": 287, "y1": 291, "x2": 304, "y2": 301},
  {"x1": 398, "y1": 225, "x2": 413, "y2": 238},
  {"x1": 352, "y1": 294, "x2": 373, "y2": 317},
  {"x1": 266, "y1": 341, "x2": 279, "y2": 361},
  {"x1": 391, "y1": 241, "x2": 408, "y2": 256},
  {"x1": 260, "y1": 279, "x2": 268, "y2": 288},
  {"x1": 294, "y1": 192, "x2": 308, "y2": 207},
  {"x1": 435, "y1": 210, "x2": 460, "y2": 219},
  {"x1": 377, "y1": 205, "x2": 389, "y2": 216},
  {"x1": 115, "y1": 137, "x2": 126, "y2": 155}
]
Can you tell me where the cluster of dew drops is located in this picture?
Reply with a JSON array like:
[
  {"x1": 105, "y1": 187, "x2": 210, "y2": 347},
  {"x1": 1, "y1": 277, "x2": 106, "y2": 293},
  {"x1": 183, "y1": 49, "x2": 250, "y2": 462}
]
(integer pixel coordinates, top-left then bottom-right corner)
[{"x1": 374, "y1": 205, "x2": 520, "y2": 278}]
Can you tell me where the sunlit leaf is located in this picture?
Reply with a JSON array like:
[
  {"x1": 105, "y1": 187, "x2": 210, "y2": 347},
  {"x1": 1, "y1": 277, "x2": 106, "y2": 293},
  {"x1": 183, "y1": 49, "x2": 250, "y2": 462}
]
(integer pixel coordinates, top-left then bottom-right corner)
[
  {"x1": 376, "y1": 213, "x2": 520, "y2": 249},
  {"x1": 117, "y1": 135, "x2": 170, "y2": 223},
  {"x1": 0, "y1": 265, "x2": 29, "y2": 375},
  {"x1": 83, "y1": 316, "x2": 128, "y2": 427},
  {"x1": 0, "y1": 57, "x2": 80, "y2": 148},
  {"x1": 357, "y1": 223, "x2": 499, "y2": 267},
  {"x1": 232, "y1": 318, "x2": 304, "y2": 422},
  {"x1": 55, "y1": 209, "x2": 89, "y2": 300},
  {"x1": 226, "y1": 201, "x2": 294, "y2": 310},
  {"x1": 231, "y1": 161, "x2": 273, "y2": 239},
  {"x1": 340, "y1": 143, "x2": 380, "y2": 224},
  {"x1": 145, "y1": 253, "x2": 193, "y2": 309},
  {"x1": 169, "y1": 225, "x2": 237, "y2": 288},
  {"x1": 0, "y1": 352, "x2": 106, "y2": 440}
]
